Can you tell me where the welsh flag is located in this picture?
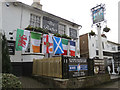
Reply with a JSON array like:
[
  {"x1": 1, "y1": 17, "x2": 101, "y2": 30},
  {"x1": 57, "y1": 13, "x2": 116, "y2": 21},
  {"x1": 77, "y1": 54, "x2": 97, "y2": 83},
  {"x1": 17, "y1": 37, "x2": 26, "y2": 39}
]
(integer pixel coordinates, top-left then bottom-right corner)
[
  {"x1": 43, "y1": 34, "x2": 53, "y2": 53},
  {"x1": 16, "y1": 29, "x2": 30, "y2": 51},
  {"x1": 70, "y1": 40, "x2": 76, "y2": 56},
  {"x1": 31, "y1": 32, "x2": 41, "y2": 53},
  {"x1": 62, "y1": 38, "x2": 68, "y2": 55}
]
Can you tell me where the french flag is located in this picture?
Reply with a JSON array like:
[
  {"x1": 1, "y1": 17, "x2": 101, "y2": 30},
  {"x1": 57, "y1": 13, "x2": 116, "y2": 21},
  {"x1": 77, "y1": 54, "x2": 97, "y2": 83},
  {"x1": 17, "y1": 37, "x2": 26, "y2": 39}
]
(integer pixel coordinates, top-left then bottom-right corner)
[{"x1": 70, "y1": 41, "x2": 76, "y2": 56}]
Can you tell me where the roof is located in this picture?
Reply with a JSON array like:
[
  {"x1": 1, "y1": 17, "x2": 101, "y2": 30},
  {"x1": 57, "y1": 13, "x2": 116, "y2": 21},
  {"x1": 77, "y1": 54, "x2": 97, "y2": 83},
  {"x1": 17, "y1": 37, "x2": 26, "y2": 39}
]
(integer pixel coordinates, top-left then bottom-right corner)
[
  {"x1": 14, "y1": 1, "x2": 82, "y2": 28},
  {"x1": 107, "y1": 40, "x2": 120, "y2": 45}
]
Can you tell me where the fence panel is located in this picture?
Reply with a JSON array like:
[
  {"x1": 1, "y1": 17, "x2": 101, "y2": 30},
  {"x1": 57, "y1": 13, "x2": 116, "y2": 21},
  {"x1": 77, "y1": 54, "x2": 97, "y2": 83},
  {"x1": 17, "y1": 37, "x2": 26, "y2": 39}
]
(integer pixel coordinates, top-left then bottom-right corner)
[
  {"x1": 33, "y1": 56, "x2": 89, "y2": 78},
  {"x1": 32, "y1": 59, "x2": 37, "y2": 75}
]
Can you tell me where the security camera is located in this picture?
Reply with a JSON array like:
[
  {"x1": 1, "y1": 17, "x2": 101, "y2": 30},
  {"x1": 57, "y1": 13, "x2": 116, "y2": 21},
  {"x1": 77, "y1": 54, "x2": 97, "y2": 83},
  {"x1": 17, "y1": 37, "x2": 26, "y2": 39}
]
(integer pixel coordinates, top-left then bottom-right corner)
[
  {"x1": 9, "y1": 32, "x2": 13, "y2": 35},
  {"x1": 5, "y1": 2, "x2": 10, "y2": 7}
]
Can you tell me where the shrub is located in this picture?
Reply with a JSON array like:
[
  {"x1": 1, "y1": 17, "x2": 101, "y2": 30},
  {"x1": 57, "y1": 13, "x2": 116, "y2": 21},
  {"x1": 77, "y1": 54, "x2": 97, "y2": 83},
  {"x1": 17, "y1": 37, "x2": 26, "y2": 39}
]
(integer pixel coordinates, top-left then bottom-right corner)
[
  {"x1": 54, "y1": 33, "x2": 61, "y2": 37},
  {"x1": 2, "y1": 34, "x2": 12, "y2": 73},
  {"x1": 25, "y1": 25, "x2": 34, "y2": 31},
  {"x1": 25, "y1": 25, "x2": 49, "y2": 34},
  {"x1": 2, "y1": 73, "x2": 22, "y2": 89},
  {"x1": 61, "y1": 34, "x2": 68, "y2": 38},
  {"x1": 89, "y1": 30, "x2": 96, "y2": 36},
  {"x1": 103, "y1": 26, "x2": 110, "y2": 32}
]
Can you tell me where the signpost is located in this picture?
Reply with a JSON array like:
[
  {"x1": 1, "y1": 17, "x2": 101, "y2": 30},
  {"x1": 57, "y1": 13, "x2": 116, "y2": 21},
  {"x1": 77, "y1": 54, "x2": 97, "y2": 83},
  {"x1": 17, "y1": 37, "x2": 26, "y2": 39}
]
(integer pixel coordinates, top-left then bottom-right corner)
[{"x1": 91, "y1": 4, "x2": 105, "y2": 59}]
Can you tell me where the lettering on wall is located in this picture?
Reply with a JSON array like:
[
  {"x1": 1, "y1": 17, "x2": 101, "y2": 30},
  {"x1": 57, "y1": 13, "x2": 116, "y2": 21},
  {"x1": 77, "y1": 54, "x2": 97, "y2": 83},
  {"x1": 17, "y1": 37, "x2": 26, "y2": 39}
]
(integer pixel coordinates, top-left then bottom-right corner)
[{"x1": 43, "y1": 16, "x2": 58, "y2": 34}]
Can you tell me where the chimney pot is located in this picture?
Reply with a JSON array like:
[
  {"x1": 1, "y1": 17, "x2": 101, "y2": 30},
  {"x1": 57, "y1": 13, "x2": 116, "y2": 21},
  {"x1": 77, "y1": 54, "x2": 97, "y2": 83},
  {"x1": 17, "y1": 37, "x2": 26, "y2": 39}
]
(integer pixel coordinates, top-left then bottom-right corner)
[{"x1": 32, "y1": 0, "x2": 42, "y2": 10}]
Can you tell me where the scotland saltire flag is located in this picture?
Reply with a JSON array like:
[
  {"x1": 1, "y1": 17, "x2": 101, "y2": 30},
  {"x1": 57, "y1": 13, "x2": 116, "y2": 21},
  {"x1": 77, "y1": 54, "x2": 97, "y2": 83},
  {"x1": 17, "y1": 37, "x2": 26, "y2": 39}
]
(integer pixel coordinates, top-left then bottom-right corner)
[{"x1": 53, "y1": 36, "x2": 64, "y2": 54}]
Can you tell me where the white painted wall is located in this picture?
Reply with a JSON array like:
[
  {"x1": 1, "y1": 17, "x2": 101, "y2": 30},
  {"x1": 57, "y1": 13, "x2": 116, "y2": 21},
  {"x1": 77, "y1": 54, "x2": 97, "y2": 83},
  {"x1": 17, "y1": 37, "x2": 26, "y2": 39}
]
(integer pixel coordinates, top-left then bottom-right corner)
[
  {"x1": 88, "y1": 34, "x2": 96, "y2": 59},
  {"x1": 88, "y1": 34, "x2": 119, "y2": 59},
  {"x1": 0, "y1": 3, "x2": 2, "y2": 33},
  {"x1": 118, "y1": 1, "x2": 120, "y2": 44},
  {"x1": 2, "y1": 2, "x2": 80, "y2": 62}
]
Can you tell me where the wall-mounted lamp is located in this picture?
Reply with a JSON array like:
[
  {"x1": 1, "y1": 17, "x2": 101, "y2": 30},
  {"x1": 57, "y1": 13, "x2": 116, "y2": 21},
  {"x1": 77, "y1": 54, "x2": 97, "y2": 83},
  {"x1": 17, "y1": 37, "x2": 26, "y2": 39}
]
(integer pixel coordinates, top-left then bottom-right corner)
[
  {"x1": 9, "y1": 32, "x2": 13, "y2": 35},
  {"x1": 9, "y1": 30, "x2": 16, "y2": 40}
]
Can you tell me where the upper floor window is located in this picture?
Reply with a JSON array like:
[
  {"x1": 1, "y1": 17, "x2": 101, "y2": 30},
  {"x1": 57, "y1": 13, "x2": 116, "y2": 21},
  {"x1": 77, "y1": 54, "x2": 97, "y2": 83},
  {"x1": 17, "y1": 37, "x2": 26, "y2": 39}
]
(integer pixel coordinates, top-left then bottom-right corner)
[
  {"x1": 58, "y1": 24, "x2": 66, "y2": 35},
  {"x1": 30, "y1": 14, "x2": 41, "y2": 28},
  {"x1": 112, "y1": 46, "x2": 116, "y2": 51},
  {"x1": 69, "y1": 28, "x2": 77, "y2": 39}
]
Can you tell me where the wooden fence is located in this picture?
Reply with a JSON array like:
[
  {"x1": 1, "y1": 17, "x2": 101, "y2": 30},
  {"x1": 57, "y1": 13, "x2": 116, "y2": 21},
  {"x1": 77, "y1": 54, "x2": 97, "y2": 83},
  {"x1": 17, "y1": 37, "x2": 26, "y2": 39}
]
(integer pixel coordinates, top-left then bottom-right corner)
[
  {"x1": 33, "y1": 56, "x2": 89, "y2": 79},
  {"x1": 33, "y1": 57, "x2": 62, "y2": 78}
]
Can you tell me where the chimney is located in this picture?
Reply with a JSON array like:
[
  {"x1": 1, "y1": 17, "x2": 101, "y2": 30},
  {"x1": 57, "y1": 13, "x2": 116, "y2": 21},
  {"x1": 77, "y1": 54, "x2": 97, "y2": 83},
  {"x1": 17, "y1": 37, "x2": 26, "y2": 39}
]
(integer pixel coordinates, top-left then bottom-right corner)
[{"x1": 31, "y1": 0, "x2": 42, "y2": 10}]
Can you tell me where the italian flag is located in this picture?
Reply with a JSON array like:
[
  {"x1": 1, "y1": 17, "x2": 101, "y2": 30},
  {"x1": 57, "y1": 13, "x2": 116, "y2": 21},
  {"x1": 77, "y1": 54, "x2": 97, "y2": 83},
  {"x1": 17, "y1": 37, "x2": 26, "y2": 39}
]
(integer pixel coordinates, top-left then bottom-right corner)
[
  {"x1": 16, "y1": 29, "x2": 30, "y2": 51},
  {"x1": 31, "y1": 32, "x2": 41, "y2": 53},
  {"x1": 62, "y1": 38, "x2": 68, "y2": 55}
]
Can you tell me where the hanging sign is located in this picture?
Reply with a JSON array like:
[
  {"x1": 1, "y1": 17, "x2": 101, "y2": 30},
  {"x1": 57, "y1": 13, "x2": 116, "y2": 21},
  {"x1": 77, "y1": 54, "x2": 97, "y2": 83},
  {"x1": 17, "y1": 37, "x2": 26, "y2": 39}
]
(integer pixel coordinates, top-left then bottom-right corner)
[{"x1": 91, "y1": 4, "x2": 105, "y2": 24}]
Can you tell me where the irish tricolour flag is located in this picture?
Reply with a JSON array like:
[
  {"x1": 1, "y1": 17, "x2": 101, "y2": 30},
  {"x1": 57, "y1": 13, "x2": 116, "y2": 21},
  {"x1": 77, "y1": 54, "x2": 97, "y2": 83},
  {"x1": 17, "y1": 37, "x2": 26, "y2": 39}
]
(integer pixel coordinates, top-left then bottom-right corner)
[
  {"x1": 16, "y1": 29, "x2": 30, "y2": 51},
  {"x1": 62, "y1": 38, "x2": 68, "y2": 55},
  {"x1": 31, "y1": 32, "x2": 41, "y2": 53},
  {"x1": 70, "y1": 40, "x2": 76, "y2": 56}
]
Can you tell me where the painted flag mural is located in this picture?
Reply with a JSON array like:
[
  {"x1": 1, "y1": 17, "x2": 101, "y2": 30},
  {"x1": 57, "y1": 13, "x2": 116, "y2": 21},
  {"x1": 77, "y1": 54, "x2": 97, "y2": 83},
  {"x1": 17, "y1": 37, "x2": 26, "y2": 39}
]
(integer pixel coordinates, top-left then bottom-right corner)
[
  {"x1": 61, "y1": 38, "x2": 68, "y2": 55},
  {"x1": 70, "y1": 40, "x2": 76, "y2": 56},
  {"x1": 43, "y1": 34, "x2": 53, "y2": 53},
  {"x1": 31, "y1": 32, "x2": 41, "y2": 53},
  {"x1": 53, "y1": 36, "x2": 64, "y2": 54},
  {"x1": 16, "y1": 29, "x2": 30, "y2": 51}
]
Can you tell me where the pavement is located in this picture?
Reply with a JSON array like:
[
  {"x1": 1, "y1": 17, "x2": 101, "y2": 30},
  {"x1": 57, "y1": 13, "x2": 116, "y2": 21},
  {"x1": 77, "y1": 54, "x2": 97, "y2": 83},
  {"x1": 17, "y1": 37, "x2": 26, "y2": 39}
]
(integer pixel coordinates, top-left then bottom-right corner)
[
  {"x1": 19, "y1": 76, "x2": 49, "y2": 88},
  {"x1": 92, "y1": 74, "x2": 120, "y2": 88},
  {"x1": 110, "y1": 74, "x2": 120, "y2": 80},
  {"x1": 19, "y1": 74, "x2": 120, "y2": 88}
]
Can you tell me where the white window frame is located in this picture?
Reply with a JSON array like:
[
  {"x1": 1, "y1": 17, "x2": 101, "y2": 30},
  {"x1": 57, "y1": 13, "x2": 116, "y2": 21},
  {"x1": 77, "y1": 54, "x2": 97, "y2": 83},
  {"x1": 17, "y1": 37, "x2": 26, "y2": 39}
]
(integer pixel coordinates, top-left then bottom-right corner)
[
  {"x1": 58, "y1": 24, "x2": 66, "y2": 35},
  {"x1": 30, "y1": 14, "x2": 41, "y2": 28}
]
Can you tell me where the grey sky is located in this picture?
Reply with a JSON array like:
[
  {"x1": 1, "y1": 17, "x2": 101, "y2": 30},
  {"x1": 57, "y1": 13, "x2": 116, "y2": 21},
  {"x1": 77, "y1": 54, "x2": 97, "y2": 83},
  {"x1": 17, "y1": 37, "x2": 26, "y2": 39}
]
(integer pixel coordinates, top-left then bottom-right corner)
[{"x1": 18, "y1": 0, "x2": 119, "y2": 43}]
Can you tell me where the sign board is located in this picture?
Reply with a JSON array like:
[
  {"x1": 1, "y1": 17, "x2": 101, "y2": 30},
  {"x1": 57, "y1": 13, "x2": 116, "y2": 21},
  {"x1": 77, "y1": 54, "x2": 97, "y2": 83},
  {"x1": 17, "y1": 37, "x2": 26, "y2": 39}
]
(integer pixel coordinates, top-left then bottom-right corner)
[
  {"x1": 68, "y1": 57, "x2": 88, "y2": 78},
  {"x1": 94, "y1": 59, "x2": 105, "y2": 74},
  {"x1": 43, "y1": 16, "x2": 58, "y2": 34},
  {"x1": 91, "y1": 5, "x2": 104, "y2": 24},
  {"x1": 69, "y1": 28, "x2": 77, "y2": 39},
  {"x1": 69, "y1": 65, "x2": 87, "y2": 71},
  {"x1": 7, "y1": 41, "x2": 15, "y2": 55}
]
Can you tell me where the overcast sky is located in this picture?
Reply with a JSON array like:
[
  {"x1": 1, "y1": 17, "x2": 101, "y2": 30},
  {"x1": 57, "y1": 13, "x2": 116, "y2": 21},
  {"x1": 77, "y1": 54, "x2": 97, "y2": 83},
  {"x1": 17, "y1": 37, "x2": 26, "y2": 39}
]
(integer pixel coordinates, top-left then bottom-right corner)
[{"x1": 18, "y1": 0, "x2": 119, "y2": 43}]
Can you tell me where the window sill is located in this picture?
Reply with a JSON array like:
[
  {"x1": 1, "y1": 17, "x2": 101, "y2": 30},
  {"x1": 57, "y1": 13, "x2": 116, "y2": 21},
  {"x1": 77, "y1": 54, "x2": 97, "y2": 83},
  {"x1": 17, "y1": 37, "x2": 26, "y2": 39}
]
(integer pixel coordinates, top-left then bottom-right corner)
[{"x1": 22, "y1": 53, "x2": 45, "y2": 56}]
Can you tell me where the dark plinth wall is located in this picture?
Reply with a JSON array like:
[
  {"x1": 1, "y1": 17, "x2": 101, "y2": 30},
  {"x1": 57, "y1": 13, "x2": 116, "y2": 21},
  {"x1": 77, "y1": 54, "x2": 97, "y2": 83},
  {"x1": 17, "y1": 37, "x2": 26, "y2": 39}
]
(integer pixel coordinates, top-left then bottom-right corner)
[{"x1": 11, "y1": 62, "x2": 33, "y2": 76}]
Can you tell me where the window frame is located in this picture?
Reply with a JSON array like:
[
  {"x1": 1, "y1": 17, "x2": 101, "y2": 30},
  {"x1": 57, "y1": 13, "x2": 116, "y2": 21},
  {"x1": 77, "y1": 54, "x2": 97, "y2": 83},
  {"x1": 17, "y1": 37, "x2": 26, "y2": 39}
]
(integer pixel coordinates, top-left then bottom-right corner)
[
  {"x1": 30, "y1": 14, "x2": 41, "y2": 28},
  {"x1": 58, "y1": 24, "x2": 66, "y2": 35}
]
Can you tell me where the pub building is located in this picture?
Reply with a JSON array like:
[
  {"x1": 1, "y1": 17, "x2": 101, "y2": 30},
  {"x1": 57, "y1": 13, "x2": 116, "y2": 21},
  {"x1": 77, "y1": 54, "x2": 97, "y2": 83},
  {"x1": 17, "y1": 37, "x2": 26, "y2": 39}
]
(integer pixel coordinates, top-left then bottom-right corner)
[{"x1": 0, "y1": 0, "x2": 82, "y2": 76}]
